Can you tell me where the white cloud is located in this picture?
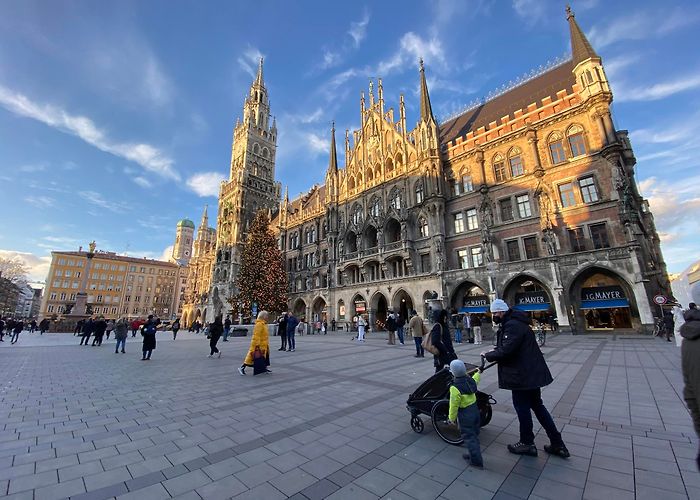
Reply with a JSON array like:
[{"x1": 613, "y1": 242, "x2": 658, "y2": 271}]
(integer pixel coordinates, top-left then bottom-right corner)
[
  {"x1": 375, "y1": 32, "x2": 445, "y2": 76},
  {"x1": 238, "y1": 46, "x2": 264, "y2": 77},
  {"x1": 79, "y1": 190, "x2": 129, "y2": 213},
  {"x1": 588, "y1": 8, "x2": 699, "y2": 49},
  {"x1": 159, "y1": 245, "x2": 173, "y2": 262},
  {"x1": 142, "y1": 53, "x2": 173, "y2": 106},
  {"x1": 306, "y1": 132, "x2": 328, "y2": 155},
  {"x1": 512, "y1": 0, "x2": 547, "y2": 25},
  {"x1": 19, "y1": 163, "x2": 47, "y2": 173},
  {"x1": 348, "y1": 10, "x2": 370, "y2": 47},
  {"x1": 187, "y1": 172, "x2": 226, "y2": 197},
  {"x1": 24, "y1": 195, "x2": 55, "y2": 207},
  {"x1": 639, "y1": 176, "x2": 700, "y2": 249},
  {"x1": 0, "y1": 84, "x2": 179, "y2": 180},
  {"x1": 133, "y1": 176, "x2": 150, "y2": 188},
  {"x1": 0, "y1": 249, "x2": 52, "y2": 283},
  {"x1": 615, "y1": 72, "x2": 700, "y2": 102}
]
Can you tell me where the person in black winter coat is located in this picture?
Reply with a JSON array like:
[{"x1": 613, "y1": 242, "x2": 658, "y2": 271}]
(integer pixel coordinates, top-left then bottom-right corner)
[
  {"x1": 681, "y1": 304, "x2": 700, "y2": 471},
  {"x1": 277, "y1": 314, "x2": 288, "y2": 351},
  {"x1": 483, "y1": 299, "x2": 569, "y2": 459},
  {"x1": 80, "y1": 318, "x2": 94, "y2": 345},
  {"x1": 92, "y1": 317, "x2": 107, "y2": 346},
  {"x1": 431, "y1": 309, "x2": 456, "y2": 373},
  {"x1": 208, "y1": 317, "x2": 224, "y2": 357}
]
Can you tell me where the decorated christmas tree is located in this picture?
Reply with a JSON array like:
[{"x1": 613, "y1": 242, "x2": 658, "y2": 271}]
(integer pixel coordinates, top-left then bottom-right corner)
[{"x1": 228, "y1": 211, "x2": 288, "y2": 319}]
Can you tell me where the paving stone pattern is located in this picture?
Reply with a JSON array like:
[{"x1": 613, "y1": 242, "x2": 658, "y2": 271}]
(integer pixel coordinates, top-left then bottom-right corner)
[{"x1": 1, "y1": 329, "x2": 698, "y2": 499}]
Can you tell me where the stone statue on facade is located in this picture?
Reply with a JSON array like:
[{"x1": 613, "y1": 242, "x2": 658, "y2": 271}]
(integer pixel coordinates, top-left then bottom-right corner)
[
  {"x1": 88, "y1": 241, "x2": 96, "y2": 253},
  {"x1": 542, "y1": 229, "x2": 557, "y2": 256}
]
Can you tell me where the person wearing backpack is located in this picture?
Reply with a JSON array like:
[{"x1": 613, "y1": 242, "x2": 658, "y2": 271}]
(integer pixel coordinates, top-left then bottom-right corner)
[
  {"x1": 141, "y1": 315, "x2": 158, "y2": 360},
  {"x1": 447, "y1": 359, "x2": 483, "y2": 469}
]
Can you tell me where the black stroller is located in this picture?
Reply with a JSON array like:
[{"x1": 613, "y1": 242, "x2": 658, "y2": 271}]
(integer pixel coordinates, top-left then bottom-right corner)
[{"x1": 406, "y1": 356, "x2": 497, "y2": 445}]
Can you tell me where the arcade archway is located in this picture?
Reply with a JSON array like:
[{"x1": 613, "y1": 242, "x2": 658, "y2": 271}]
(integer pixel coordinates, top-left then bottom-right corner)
[
  {"x1": 391, "y1": 289, "x2": 414, "y2": 323},
  {"x1": 371, "y1": 292, "x2": 389, "y2": 330},
  {"x1": 450, "y1": 281, "x2": 490, "y2": 315},
  {"x1": 312, "y1": 297, "x2": 327, "y2": 323},
  {"x1": 502, "y1": 275, "x2": 555, "y2": 323},
  {"x1": 568, "y1": 267, "x2": 638, "y2": 332},
  {"x1": 292, "y1": 298, "x2": 307, "y2": 319}
]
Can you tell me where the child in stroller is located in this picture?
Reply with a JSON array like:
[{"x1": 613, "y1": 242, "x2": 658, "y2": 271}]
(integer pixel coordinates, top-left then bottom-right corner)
[{"x1": 406, "y1": 356, "x2": 496, "y2": 445}]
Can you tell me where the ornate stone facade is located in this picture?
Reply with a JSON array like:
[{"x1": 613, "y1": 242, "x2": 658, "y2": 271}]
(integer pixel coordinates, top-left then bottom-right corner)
[
  {"x1": 180, "y1": 207, "x2": 216, "y2": 326},
  {"x1": 272, "y1": 8, "x2": 671, "y2": 334}
]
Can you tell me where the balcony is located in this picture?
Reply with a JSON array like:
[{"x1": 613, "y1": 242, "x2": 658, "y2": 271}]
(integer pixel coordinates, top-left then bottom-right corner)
[{"x1": 384, "y1": 241, "x2": 402, "y2": 252}]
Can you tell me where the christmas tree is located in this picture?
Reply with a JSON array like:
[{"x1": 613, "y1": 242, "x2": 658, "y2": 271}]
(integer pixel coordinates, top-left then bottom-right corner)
[{"x1": 228, "y1": 211, "x2": 288, "y2": 319}]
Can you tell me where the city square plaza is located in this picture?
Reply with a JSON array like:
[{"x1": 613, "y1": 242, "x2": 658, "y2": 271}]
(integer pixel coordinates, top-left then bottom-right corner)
[{"x1": 0, "y1": 329, "x2": 698, "y2": 500}]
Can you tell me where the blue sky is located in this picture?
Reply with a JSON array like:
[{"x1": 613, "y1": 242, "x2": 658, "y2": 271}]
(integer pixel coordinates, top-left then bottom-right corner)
[{"x1": 1, "y1": 0, "x2": 699, "y2": 283}]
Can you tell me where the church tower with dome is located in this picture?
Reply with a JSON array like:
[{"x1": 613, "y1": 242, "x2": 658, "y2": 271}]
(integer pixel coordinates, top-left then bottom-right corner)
[{"x1": 171, "y1": 218, "x2": 195, "y2": 266}]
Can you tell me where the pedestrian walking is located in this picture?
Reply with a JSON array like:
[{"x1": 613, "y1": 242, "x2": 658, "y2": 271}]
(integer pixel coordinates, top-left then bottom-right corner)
[
  {"x1": 286, "y1": 312, "x2": 298, "y2": 352},
  {"x1": 331, "y1": 318, "x2": 336, "y2": 331},
  {"x1": 131, "y1": 319, "x2": 140, "y2": 337},
  {"x1": 431, "y1": 309, "x2": 456, "y2": 373},
  {"x1": 408, "y1": 310, "x2": 425, "y2": 357},
  {"x1": 208, "y1": 316, "x2": 223, "y2": 357},
  {"x1": 447, "y1": 359, "x2": 483, "y2": 468},
  {"x1": 277, "y1": 313, "x2": 288, "y2": 351},
  {"x1": 172, "y1": 318, "x2": 180, "y2": 340},
  {"x1": 223, "y1": 316, "x2": 231, "y2": 342},
  {"x1": 74, "y1": 319, "x2": 84, "y2": 336},
  {"x1": 80, "y1": 318, "x2": 94, "y2": 345},
  {"x1": 114, "y1": 317, "x2": 128, "y2": 353},
  {"x1": 10, "y1": 319, "x2": 24, "y2": 344},
  {"x1": 482, "y1": 299, "x2": 569, "y2": 458},
  {"x1": 681, "y1": 303, "x2": 700, "y2": 471},
  {"x1": 357, "y1": 314, "x2": 367, "y2": 342},
  {"x1": 385, "y1": 312, "x2": 397, "y2": 345},
  {"x1": 29, "y1": 319, "x2": 37, "y2": 333},
  {"x1": 673, "y1": 304, "x2": 685, "y2": 347},
  {"x1": 454, "y1": 312, "x2": 463, "y2": 344},
  {"x1": 463, "y1": 313, "x2": 473, "y2": 343},
  {"x1": 663, "y1": 310, "x2": 674, "y2": 342},
  {"x1": 105, "y1": 319, "x2": 115, "y2": 340},
  {"x1": 0, "y1": 317, "x2": 5, "y2": 342},
  {"x1": 472, "y1": 314, "x2": 483, "y2": 345},
  {"x1": 39, "y1": 318, "x2": 50, "y2": 334},
  {"x1": 238, "y1": 311, "x2": 271, "y2": 375},
  {"x1": 92, "y1": 316, "x2": 107, "y2": 346},
  {"x1": 322, "y1": 320, "x2": 327, "y2": 335},
  {"x1": 397, "y1": 314, "x2": 406, "y2": 345},
  {"x1": 141, "y1": 315, "x2": 158, "y2": 360}
]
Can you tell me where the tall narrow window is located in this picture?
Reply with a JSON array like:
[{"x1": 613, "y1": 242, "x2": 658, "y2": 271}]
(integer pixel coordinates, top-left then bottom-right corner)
[
  {"x1": 589, "y1": 223, "x2": 610, "y2": 249},
  {"x1": 493, "y1": 154, "x2": 507, "y2": 182},
  {"x1": 516, "y1": 194, "x2": 532, "y2": 218},
  {"x1": 415, "y1": 182, "x2": 424, "y2": 204},
  {"x1": 559, "y1": 182, "x2": 576, "y2": 207},
  {"x1": 549, "y1": 133, "x2": 567, "y2": 164},
  {"x1": 509, "y1": 148, "x2": 525, "y2": 177},
  {"x1": 506, "y1": 240, "x2": 521, "y2": 261},
  {"x1": 462, "y1": 175, "x2": 474, "y2": 193},
  {"x1": 390, "y1": 189, "x2": 402, "y2": 210},
  {"x1": 500, "y1": 198, "x2": 514, "y2": 222},
  {"x1": 568, "y1": 131, "x2": 586, "y2": 157},
  {"x1": 466, "y1": 208, "x2": 479, "y2": 230},
  {"x1": 418, "y1": 217, "x2": 429, "y2": 238},
  {"x1": 454, "y1": 213, "x2": 465, "y2": 233},
  {"x1": 458, "y1": 249, "x2": 469, "y2": 269},
  {"x1": 568, "y1": 227, "x2": 586, "y2": 252},
  {"x1": 470, "y1": 247, "x2": 483, "y2": 268},
  {"x1": 523, "y1": 236, "x2": 540, "y2": 259},
  {"x1": 579, "y1": 176, "x2": 599, "y2": 203},
  {"x1": 452, "y1": 179, "x2": 462, "y2": 196}
]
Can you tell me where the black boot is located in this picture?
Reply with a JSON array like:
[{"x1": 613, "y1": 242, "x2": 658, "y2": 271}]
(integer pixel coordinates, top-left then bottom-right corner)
[{"x1": 544, "y1": 443, "x2": 570, "y2": 458}]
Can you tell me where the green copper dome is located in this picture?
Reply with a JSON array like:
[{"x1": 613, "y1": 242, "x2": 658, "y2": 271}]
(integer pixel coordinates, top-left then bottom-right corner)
[{"x1": 177, "y1": 218, "x2": 195, "y2": 229}]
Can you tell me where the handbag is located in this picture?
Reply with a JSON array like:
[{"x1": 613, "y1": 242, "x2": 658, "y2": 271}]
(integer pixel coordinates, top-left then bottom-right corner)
[
  {"x1": 253, "y1": 347, "x2": 267, "y2": 375},
  {"x1": 422, "y1": 326, "x2": 440, "y2": 355}
]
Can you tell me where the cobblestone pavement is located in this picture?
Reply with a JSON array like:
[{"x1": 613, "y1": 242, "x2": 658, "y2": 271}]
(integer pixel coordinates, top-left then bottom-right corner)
[{"x1": 1, "y1": 329, "x2": 698, "y2": 499}]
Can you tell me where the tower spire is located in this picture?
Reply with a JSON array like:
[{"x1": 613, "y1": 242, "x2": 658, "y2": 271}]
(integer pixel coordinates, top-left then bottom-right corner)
[
  {"x1": 255, "y1": 57, "x2": 264, "y2": 86},
  {"x1": 418, "y1": 58, "x2": 435, "y2": 123},
  {"x1": 567, "y1": 5, "x2": 599, "y2": 65},
  {"x1": 200, "y1": 204, "x2": 209, "y2": 228},
  {"x1": 328, "y1": 121, "x2": 338, "y2": 173}
]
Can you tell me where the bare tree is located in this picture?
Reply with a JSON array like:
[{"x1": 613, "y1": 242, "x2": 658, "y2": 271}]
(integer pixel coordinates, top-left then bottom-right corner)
[{"x1": 0, "y1": 256, "x2": 29, "y2": 285}]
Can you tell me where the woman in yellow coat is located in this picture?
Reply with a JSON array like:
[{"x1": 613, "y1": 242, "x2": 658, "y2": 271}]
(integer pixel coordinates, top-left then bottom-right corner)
[{"x1": 238, "y1": 311, "x2": 271, "y2": 375}]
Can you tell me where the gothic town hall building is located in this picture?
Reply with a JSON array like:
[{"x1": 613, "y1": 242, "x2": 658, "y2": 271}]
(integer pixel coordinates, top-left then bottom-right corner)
[{"x1": 183, "y1": 9, "x2": 671, "y2": 334}]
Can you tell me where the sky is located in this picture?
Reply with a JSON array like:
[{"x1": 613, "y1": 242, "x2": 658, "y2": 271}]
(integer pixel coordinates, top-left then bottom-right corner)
[{"x1": 1, "y1": 0, "x2": 699, "y2": 284}]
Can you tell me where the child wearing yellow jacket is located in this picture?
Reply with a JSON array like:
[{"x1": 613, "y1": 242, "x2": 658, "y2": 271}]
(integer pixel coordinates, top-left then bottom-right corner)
[{"x1": 448, "y1": 359, "x2": 483, "y2": 468}]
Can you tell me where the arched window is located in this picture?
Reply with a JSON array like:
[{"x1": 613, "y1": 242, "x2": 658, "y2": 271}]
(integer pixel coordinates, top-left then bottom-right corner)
[
  {"x1": 253, "y1": 143, "x2": 260, "y2": 154},
  {"x1": 262, "y1": 148, "x2": 269, "y2": 159},
  {"x1": 395, "y1": 152, "x2": 403, "y2": 167},
  {"x1": 369, "y1": 197, "x2": 381, "y2": 217},
  {"x1": 508, "y1": 147, "x2": 525, "y2": 177},
  {"x1": 418, "y1": 217, "x2": 429, "y2": 238},
  {"x1": 386, "y1": 157, "x2": 395, "y2": 173},
  {"x1": 351, "y1": 204, "x2": 363, "y2": 226},
  {"x1": 567, "y1": 125, "x2": 587, "y2": 157},
  {"x1": 390, "y1": 188, "x2": 402, "y2": 211},
  {"x1": 548, "y1": 132, "x2": 567, "y2": 164},
  {"x1": 366, "y1": 167, "x2": 374, "y2": 183},
  {"x1": 415, "y1": 181, "x2": 424, "y2": 204},
  {"x1": 493, "y1": 153, "x2": 507, "y2": 182},
  {"x1": 348, "y1": 176, "x2": 356, "y2": 191}
]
